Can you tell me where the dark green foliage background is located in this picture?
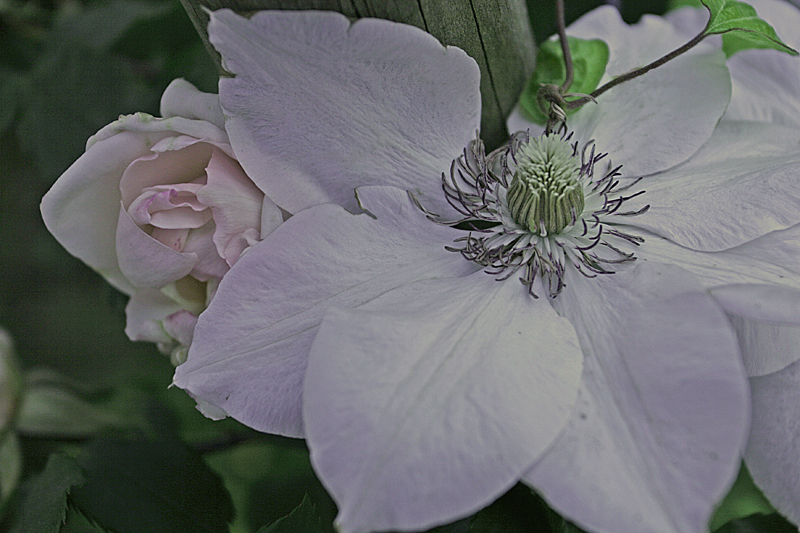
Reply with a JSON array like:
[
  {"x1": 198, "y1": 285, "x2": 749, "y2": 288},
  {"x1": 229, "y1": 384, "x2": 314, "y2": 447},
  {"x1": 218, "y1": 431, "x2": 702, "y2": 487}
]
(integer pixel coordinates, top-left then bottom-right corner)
[{"x1": 0, "y1": 0, "x2": 795, "y2": 531}]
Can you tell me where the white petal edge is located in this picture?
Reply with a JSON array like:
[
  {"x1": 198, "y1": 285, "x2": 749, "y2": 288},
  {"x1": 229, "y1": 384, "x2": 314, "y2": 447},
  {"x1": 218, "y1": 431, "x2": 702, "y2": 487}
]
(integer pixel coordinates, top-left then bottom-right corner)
[
  {"x1": 746, "y1": 357, "x2": 800, "y2": 526},
  {"x1": 160, "y1": 78, "x2": 226, "y2": 130},
  {"x1": 524, "y1": 262, "x2": 750, "y2": 533},
  {"x1": 41, "y1": 130, "x2": 172, "y2": 295},
  {"x1": 173, "y1": 186, "x2": 478, "y2": 437},
  {"x1": 210, "y1": 9, "x2": 481, "y2": 217},
  {"x1": 509, "y1": 6, "x2": 729, "y2": 177},
  {"x1": 727, "y1": 315, "x2": 800, "y2": 377},
  {"x1": 667, "y1": 0, "x2": 800, "y2": 130},
  {"x1": 630, "y1": 121, "x2": 800, "y2": 251},
  {"x1": 631, "y1": 223, "x2": 800, "y2": 376},
  {"x1": 304, "y1": 273, "x2": 583, "y2": 533}
]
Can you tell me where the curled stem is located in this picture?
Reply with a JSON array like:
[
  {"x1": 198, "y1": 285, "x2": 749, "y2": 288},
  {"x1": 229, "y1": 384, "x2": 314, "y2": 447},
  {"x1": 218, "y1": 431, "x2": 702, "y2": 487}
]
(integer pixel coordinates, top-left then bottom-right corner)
[
  {"x1": 565, "y1": 29, "x2": 708, "y2": 109},
  {"x1": 556, "y1": 0, "x2": 573, "y2": 94}
]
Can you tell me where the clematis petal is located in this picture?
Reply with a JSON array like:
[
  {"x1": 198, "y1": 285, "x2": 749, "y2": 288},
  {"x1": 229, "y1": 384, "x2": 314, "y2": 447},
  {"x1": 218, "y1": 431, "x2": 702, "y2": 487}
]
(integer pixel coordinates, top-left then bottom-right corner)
[
  {"x1": 116, "y1": 206, "x2": 197, "y2": 288},
  {"x1": 173, "y1": 186, "x2": 478, "y2": 437},
  {"x1": 711, "y1": 284, "x2": 800, "y2": 326},
  {"x1": 159, "y1": 78, "x2": 226, "y2": 130},
  {"x1": 197, "y1": 148, "x2": 273, "y2": 266},
  {"x1": 632, "y1": 224, "x2": 800, "y2": 293},
  {"x1": 208, "y1": 9, "x2": 481, "y2": 217},
  {"x1": 508, "y1": 6, "x2": 729, "y2": 177},
  {"x1": 632, "y1": 224, "x2": 800, "y2": 375},
  {"x1": 667, "y1": 0, "x2": 800, "y2": 130},
  {"x1": 524, "y1": 262, "x2": 750, "y2": 533},
  {"x1": 746, "y1": 357, "x2": 800, "y2": 526},
  {"x1": 41, "y1": 130, "x2": 173, "y2": 295},
  {"x1": 304, "y1": 273, "x2": 583, "y2": 533},
  {"x1": 726, "y1": 316, "x2": 800, "y2": 377},
  {"x1": 630, "y1": 121, "x2": 800, "y2": 251}
]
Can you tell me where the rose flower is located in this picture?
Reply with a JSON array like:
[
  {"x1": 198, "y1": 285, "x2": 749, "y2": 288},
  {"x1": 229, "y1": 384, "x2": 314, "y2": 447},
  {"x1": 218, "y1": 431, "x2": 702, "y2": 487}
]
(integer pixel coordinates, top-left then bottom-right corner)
[{"x1": 41, "y1": 79, "x2": 284, "y2": 364}]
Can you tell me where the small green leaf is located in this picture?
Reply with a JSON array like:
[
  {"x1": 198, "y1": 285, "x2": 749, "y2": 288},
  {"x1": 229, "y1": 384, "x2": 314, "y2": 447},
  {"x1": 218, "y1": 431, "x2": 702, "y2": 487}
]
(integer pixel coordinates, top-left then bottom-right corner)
[
  {"x1": 70, "y1": 435, "x2": 234, "y2": 533},
  {"x1": 258, "y1": 495, "x2": 325, "y2": 533},
  {"x1": 14, "y1": 453, "x2": 86, "y2": 533},
  {"x1": 518, "y1": 37, "x2": 609, "y2": 125},
  {"x1": 701, "y1": 0, "x2": 798, "y2": 56}
]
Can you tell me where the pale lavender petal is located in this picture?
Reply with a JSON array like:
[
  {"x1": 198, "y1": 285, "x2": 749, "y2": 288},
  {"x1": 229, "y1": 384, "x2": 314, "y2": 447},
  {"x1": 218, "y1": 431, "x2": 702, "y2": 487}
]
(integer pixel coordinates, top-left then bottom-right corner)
[
  {"x1": 630, "y1": 121, "x2": 800, "y2": 251},
  {"x1": 524, "y1": 262, "x2": 750, "y2": 533},
  {"x1": 173, "y1": 186, "x2": 478, "y2": 437},
  {"x1": 209, "y1": 9, "x2": 481, "y2": 217},
  {"x1": 711, "y1": 284, "x2": 800, "y2": 326},
  {"x1": 668, "y1": 0, "x2": 800, "y2": 129},
  {"x1": 115, "y1": 207, "x2": 196, "y2": 288},
  {"x1": 509, "y1": 6, "x2": 729, "y2": 177},
  {"x1": 746, "y1": 357, "x2": 800, "y2": 526},
  {"x1": 160, "y1": 78, "x2": 226, "y2": 130},
  {"x1": 304, "y1": 273, "x2": 583, "y2": 533},
  {"x1": 633, "y1": 224, "x2": 800, "y2": 376},
  {"x1": 125, "y1": 288, "x2": 185, "y2": 344},
  {"x1": 727, "y1": 315, "x2": 800, "y2": 377},
  {"x1": 196, "y1": 148, "x2": 269, "y2": 266}
]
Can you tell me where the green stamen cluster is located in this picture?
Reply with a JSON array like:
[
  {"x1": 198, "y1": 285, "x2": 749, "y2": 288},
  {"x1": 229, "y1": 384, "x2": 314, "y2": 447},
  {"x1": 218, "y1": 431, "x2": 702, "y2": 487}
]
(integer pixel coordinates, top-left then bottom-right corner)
[{"x1": 506, "y1": 134, "x2": 584, "y2": 235}]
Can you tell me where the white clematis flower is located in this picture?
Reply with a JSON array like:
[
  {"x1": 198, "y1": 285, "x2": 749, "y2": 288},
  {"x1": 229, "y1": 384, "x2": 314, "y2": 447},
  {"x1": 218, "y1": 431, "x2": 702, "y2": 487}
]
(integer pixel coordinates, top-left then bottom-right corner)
[
  {"x1": 173, "y1": 6, "x2": 800, "y2": 533},
  {"x1": 668, "y1": 0, "x2": 800, "y2": 525}
]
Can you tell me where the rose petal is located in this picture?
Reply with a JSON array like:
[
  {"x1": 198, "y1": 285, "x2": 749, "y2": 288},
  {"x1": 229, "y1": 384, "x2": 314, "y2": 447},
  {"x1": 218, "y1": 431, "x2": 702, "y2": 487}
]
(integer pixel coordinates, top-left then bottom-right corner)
[
  {"x1": 509, "y1": 6, "x2": 729, "y2": 177},
  {"x1": 41, "y1": 130, "x2": 175, "y2": 295},
  {"x1": 630, "y1": 121, "x2": 800, "y2": 251},
  {"x1": 524, "y1": 262, "x2": 750, "y2": 533},
  {"x1": 128, "y1": 184, "x2": 210, "y2": 230},
  {"x1": 196, "y1": 148, "x2": 268, "y2": 266},
  {"x1": 304, "y1": 273, "x2": 583, "y2": 533},
  {"x1": 160, "y1": 78, "x2": 226, "y2": 130},
  {"x1": 746, "y1": 357, "x2": 800, "y2": 526},
  {"x1": 125, "y1": 288, "x2": 186, "y2": 343},
  {"x1": 209, "y1": 9, "x2": 481, "y2": 217},
  {"x1": 182, "y1": 221, "x2": 229, "y2": 281},
  {"x1": 119, "y1": 141, "x2": 212, "y2": 208},
  {"x1": 87, "y1": 112, "x2": 229, "y2": 152},
  {"x1": 116, "y1": 206, "x2": 197, "y2": 288},
  {"x1": 173, "y1": 186, "x2": 478, "y2": 437}
]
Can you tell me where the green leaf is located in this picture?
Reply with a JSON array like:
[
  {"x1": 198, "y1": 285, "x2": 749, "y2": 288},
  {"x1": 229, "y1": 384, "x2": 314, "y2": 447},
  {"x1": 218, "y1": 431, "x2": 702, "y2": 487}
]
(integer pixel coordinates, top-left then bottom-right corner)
[
  {"x1": 16, "y1": 385, "x2": 127, "y2": 438},
  {"x1": 712, "y1": 513, "x2": 799, "y2": 533},
  {"x1": 701, "y1": 0, "x2": 798, "y2": 56},
  {"x1": 0, "y1": 433, "x2": 22, "y2": 502},
  {"x1": 518, "y1": 36, "x2": 609, "y2": 125},
  {"x1": 14, "y1": 453, "x2": 85, "y2": 533},
  {"x1": 708, "y1": 462, "x2": 775, "y2": 531},
  {"x1": 257, "y1": 495, "x2": 326, "y2": 533},
  {"x1": 70, "y1": 435, "x2": 234, "y2": 533}
]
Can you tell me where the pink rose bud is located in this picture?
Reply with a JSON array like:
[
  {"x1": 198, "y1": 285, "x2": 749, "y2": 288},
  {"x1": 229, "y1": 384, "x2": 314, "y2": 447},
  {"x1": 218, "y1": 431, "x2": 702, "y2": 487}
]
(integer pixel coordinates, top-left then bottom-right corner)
[{"x1": 41, "y1": 79, "x2": 284, "y2": 364}]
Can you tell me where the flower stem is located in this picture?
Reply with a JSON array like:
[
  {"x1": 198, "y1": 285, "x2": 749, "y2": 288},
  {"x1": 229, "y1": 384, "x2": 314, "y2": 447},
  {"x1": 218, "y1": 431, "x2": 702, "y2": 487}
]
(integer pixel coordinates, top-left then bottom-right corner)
[
  {"x1": 556, "y1": 0, "x2": 574, "y2": 94},
  {"x1": 565, "y1": 29, "x2": 708, "y2": 109}
]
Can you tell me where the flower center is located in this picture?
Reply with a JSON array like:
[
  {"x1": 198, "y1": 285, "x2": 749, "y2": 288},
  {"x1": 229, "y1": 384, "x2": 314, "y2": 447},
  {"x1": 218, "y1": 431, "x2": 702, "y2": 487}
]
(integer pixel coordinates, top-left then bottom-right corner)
[
  {"x1": 429, "y1": 130, "x2": 649, "y2": 298},
  {"x1": 506, "y1": 134, "x2": 584, "y2": 236}
]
